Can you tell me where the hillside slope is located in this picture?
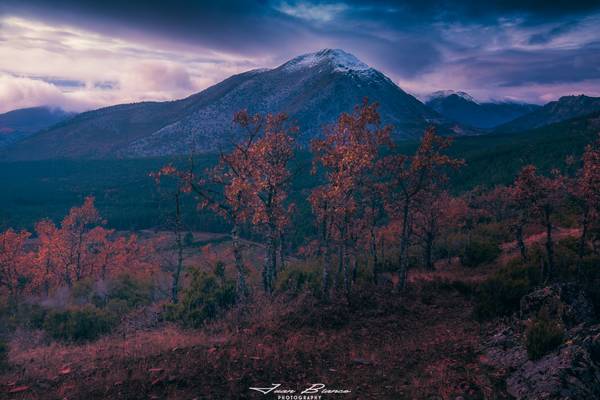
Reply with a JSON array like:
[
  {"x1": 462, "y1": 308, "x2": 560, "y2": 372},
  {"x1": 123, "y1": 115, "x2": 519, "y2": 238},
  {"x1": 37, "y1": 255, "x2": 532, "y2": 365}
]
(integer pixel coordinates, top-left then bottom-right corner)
[
  {"x1": 0, "y1": 107, "x2": 74, "y2": 149},
  {"x1": 496, "y1": 95, "x2": 600, "y2": 132},
  {"x1": 3, "y1": 49, "x2": 459, "y2": 160},
  {"x1": 426, "y1": 91, "x2": 539, "y2": 129}
]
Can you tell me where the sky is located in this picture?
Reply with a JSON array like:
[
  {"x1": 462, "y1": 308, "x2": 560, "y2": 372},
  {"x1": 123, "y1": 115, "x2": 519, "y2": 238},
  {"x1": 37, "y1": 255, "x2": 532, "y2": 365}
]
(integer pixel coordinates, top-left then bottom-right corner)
[{"x1": 0, "y1": 0, "x2": 599, "y2": 113}]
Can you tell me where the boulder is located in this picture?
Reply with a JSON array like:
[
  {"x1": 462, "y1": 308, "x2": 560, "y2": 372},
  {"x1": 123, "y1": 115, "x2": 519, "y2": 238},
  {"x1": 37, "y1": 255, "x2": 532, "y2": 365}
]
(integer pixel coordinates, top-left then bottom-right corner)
[
  {"x1": 506, "y1": 341, "x2": 600, "y2": 400},
  {"x1": 520, "y1": 283, "x2": 594, "y2": 328},
  {"x1": 482, "y1": 285, "x2": 600, "y2": 399}
]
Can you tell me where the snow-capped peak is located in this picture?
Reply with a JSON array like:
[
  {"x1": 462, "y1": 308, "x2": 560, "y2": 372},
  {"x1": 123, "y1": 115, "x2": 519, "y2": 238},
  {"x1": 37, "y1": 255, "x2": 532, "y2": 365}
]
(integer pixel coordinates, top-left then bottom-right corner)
[
  {"x1": 280, "y1": 48, "x2": 372, "y2": 74},
  {"x1": 428, "y1": 90, "x2": 477, "y2": 104}
]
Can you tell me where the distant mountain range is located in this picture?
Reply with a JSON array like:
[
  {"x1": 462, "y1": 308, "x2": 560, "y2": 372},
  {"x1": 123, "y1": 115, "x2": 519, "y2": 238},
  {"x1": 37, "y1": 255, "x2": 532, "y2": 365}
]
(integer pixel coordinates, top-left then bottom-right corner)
[
  {"x1": 425, "y1": 91, "x2": 540, "y2": 129},
  {"x1": 0, "y1": 107, "x2": 75, "y2": 149},
  {"x1": 2, "y1": 49, "x2": 460, "y2": 160},
  {"x1": 495, "y1": 95, "x2": 600, "y2": 132},
  {"x1": 2, "y1": 50, "x2": 600, "y2": 161}
]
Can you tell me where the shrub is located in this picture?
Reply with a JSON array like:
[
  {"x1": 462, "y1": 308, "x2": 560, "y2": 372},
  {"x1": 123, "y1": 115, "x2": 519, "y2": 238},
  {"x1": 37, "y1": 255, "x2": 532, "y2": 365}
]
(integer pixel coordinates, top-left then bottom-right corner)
[
  {"x1": 0, "y1": 339, "x2": 7, "y2": 370},
  {"x1": 579, "y1": 255, "x2": 600, "y2": 317},
  {"x1": 460, "y1": 238, "x2": 501, "y2": 268},
  {"x1": 72, "y1": 278, "x2": 103, "y2": 305},
  {"x1": 474, "y1": 263, "x2": 541, "y2": 320},
  {"x1": 183, "y1": 232, "x2": 195, "y2": 247},
  {"x1": 526, "y1": 317, "x2": 564, "y2": 360},
  {"x1": 165, "y1": 269, "x2": 236, "y2": 328},
  {"x1": 107, "y1": 274, "x2": 152, "y2": 308},
  {"x1": 43, "y1": 306, "x2": 116, "y2": 342},
  {"x1": 276, "y1": 261, "x2": 322, "y2": 295}
]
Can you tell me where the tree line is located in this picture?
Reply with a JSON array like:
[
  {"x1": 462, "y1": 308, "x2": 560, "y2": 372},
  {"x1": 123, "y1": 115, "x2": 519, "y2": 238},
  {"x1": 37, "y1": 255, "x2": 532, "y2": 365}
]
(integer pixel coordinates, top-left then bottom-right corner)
[{"x1": 2, "y1": 100, "x2": 600, "y2": 303}]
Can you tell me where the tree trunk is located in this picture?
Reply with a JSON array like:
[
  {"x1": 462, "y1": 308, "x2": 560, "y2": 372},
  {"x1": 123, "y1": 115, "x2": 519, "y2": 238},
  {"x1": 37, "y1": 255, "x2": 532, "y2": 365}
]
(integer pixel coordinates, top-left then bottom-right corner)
[
  {"x1": 424, "y1": 232, "x2": 434, "y2": 271},
  {"x1": 370, "y1": 227, "x2": 378, "y2": 284},
  {"x1": 171, "y1": 192, "x2": 184, "y2": 304},
  {"x1": 231, "y1": 224, "x2": 247, "y2": 298},
  {"x1": 278, "y1": 231, "x2": 286, "y2": 272},
  {"x1": 342, "y1": 242, "x2": 350, "y2": 295},
  {"x1": 263, "y1": 225, "x2": 277, "y2": 294},
  {"x1": 578, "y1": 207, "x2": 589, "y2": 260},
  {"x1": 544, "y1": 208, "x2": 554, "y2": 280},
  {"x1": 398, "y1": 200, "x2": 411, "y2": 291},
  {"x1": 515, "y1": 222, "x2": 527, "y2": 263}
]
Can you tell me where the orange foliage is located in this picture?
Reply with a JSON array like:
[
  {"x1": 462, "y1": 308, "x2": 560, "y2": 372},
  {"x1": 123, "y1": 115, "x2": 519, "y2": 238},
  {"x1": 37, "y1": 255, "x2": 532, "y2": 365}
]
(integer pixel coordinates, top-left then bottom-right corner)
[{"x1": 0, "y1": 197, "x2": 154, "y2": 298}]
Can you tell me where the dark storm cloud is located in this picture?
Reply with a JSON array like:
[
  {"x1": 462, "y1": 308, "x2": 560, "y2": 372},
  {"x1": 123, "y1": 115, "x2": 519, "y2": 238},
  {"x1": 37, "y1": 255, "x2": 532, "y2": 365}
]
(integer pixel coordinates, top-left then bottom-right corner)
[
  {"x1": 0, "y1": 0, "x2": 599, "y2": 104},
  {"x1": 446, "y1": 42, "x2": 600, "y2": 87}
]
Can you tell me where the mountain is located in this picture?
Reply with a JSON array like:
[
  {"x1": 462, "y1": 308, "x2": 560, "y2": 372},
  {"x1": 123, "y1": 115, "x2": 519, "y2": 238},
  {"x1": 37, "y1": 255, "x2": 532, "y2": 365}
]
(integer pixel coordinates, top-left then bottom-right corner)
[
  {"x1": 0, "y1": 106, "x2": 75, "y2": 149},
  {"x1": 3, "y1": 49, "x2": 461, "y2": 160},
  {"x1": 496, "y1": 95, "x2": 600, "y2": 132},
  {"x1": 426, "y1": 91, "x2": 540, "y2": 129}
]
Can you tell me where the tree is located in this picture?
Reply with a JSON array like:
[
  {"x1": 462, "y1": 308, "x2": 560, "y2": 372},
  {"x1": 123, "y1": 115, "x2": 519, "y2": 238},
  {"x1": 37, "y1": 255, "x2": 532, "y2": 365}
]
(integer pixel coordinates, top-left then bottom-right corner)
[
  {"x1": 151, "y1": 169, "x2": 188, "y2": 303},
  {"x1": 34, "y1": 219, "x2": 60, "y2": 295},
  {"x1": 32, "y1": 198, "x2": 148, "y2": 292},
  {"x1": 55, "y1": 196, "x2": 103, "y2": 286},
  {"x1": 382, "y1": 128, "x2": 463, "y2": 290},
  {"x1": 513, "y1": 165, "x2": 565, "y2": 279},
  {"x1": 573, "y1": 135, "x2": 600, "y2": 262},
  {"x1": 155, "y1": 110, "x2": 298, "y2": 295},
  {"x1": 311, "y1": 100, "x2": 392, "y2": 296},
  {"x1": 0, "y1": 229, "x2": 32, "y2": 301},
  {"x1": 413, "y1": 191, "x2": 462, "y2": 270},
  {"x1": 233, "y1": 111, "x2": 298, "y2": 293}
]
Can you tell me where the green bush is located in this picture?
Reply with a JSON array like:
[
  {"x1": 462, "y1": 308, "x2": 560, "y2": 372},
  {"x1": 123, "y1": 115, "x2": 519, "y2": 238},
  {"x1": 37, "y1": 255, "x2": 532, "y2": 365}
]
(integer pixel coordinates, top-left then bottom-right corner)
[
  {"x1": 72, "y1": 278, "x2": 103, "y2": 305},
  {"x1": 107, "y1": 274, "x2": 152, "y2": 308},
  {"x1": 0, "y1": 339, "x2": 7, "y2": 370},
  {"x1": 460, "y1": 238, "x2": 502, "y2": 268},
  {"x1": 42, "y1": 306, "x2": 116, "y2": 342},
  {"x1": 579, "y1": 255, "x2": 600, "y2": 317},
  {"x1": 474, "y1": 263, "x2": 541, "y2": 320},
  {"x1": 275, "y1": 261, "x2": 322, "y2": 295},
  {"x1": 166, "y1": 269, "x2": 236, "y2": 328},
  {"x1": 526, "y1": 317, "x2": 564, "y2": 360}
]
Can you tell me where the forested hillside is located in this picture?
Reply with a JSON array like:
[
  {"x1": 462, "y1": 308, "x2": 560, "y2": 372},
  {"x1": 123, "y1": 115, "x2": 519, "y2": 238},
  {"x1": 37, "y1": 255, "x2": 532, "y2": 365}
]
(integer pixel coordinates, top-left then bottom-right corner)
[{"x1": 2, "y1": 102, "x2": 600, "y2": 399}]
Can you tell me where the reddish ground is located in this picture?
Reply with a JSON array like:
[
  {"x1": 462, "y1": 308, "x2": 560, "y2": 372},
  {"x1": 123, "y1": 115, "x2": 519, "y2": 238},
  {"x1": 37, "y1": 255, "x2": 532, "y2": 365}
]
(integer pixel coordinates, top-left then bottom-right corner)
[{"x1": 1, "y1": 269, "x2": 510, "y2": 400}]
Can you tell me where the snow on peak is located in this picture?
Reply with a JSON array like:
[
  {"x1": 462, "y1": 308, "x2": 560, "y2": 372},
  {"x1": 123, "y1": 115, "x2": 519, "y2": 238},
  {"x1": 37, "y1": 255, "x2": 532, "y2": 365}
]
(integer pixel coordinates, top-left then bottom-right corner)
[
  {"x1": 281, "y1": 48, "x2": 372, "y2": 73},
  {"x1": 429, "y1": 90, "x2": 477, "y2": 103}
]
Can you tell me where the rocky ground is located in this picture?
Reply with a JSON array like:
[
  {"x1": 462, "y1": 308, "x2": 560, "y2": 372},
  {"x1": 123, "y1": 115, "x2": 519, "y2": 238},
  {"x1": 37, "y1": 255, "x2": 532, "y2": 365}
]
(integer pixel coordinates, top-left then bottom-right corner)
[{"x1": 481, "y1": 283, "x2": 600, "y2": 400}]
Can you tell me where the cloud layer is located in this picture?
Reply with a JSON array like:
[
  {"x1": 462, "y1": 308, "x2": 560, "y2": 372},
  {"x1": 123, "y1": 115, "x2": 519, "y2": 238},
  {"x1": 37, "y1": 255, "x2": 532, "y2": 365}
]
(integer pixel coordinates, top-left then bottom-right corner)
[{"x1": 0, "y1": 0, "x2": 599, "y2": 112}]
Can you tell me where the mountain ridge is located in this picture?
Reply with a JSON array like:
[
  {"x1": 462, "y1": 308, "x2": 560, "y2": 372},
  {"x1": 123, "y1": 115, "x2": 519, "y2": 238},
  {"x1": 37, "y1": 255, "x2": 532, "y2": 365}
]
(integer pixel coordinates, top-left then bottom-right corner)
[
  {"x1": 425, "y1": 92, "x2": 540, "y2": 129},
  {"x1": 495, "y1": 94, "x2": 600, "y2": 132},
  {"x1": 0, "y1": 106, "x2": 75, "y2": 149},
  {"x1": 2, "y1": 49, "x2": 461, "y2": 161}
]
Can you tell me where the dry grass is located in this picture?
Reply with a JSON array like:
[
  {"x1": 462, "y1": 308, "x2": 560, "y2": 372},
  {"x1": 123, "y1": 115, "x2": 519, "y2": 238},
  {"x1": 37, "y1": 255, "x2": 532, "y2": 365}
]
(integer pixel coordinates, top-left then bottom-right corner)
[{"x1": 1, "y1": 283, "x2": 510, "y2": 400}]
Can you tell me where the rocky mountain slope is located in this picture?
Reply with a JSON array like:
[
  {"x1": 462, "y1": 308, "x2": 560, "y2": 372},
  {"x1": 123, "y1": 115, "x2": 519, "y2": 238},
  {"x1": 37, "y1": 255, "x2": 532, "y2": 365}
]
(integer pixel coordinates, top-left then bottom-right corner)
[
  {"x1": 426, "y1": 91, "x2": 540, "y2": 129},
  {"x1": 496, "y1": 95, "x2": 600, "y2": 132},
  {"x1": 3, "y1": 49, "x2": 459, "y2": 160}
]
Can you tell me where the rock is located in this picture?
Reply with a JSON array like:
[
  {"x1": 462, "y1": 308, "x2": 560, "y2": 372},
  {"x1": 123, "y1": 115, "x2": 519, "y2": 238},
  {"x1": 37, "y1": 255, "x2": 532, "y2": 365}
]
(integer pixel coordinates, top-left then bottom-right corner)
[
  {"x1": 506, "y1": 342, "x2": 600, "y2": 400},
  {"x1": 482, "y1": 285, "x2": 600, "y2": 399},
  {"x1": 588, "y1": 333, "x2": 600, "y2": 363},
  {"x1": 520, "y1": 283, "x2": 594, "y2": 328}
]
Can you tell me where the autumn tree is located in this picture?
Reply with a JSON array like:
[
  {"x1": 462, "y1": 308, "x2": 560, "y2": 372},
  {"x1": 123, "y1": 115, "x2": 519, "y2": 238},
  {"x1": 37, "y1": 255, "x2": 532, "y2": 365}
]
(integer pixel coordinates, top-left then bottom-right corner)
[
  {"x1": 151, "y1": 168, "x2": 188, "y2": 303},
  {"x1": 31, "y1": 197, "x2": 148, "y2": 292},
  {"x1": 311, "y1": 100, "x2": 392, "y2": 295},
  {"x1": 155, "y1": 111, "x2": 298, "y2": 295},
  {"x1": 382, "y1": 128, "x2": 463, "y2": 290},
  {"x1": 513, "y1": 165, "x2": 565, "y2": 279},
  {"x1": 233, "y1": 111, "x2": 297, "y2": 293},
  {"x1": 33, "y1": 219, "x2": 60, "y2": 295},
  {"x1": 573, "y1": 135, "x2": 600, "y2": 262},
  {"x1": 413, "y1": 191, "x2": 463, "y2": 270},
  {"x1": 0, "y1": 229, "x2": 32, "y2": 302}
]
